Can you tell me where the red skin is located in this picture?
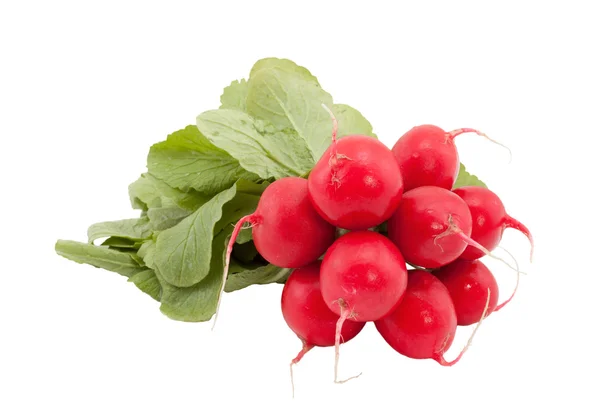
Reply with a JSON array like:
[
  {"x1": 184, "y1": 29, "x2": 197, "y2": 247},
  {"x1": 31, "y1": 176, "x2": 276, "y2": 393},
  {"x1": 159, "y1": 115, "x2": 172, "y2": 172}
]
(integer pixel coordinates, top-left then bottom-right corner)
[
  {"x1": 308, "y1": 135, "x2": 403, "y2": 230},
  {"x1": 387, "y1": 186, "x2": 473, "y2": 268},
  {"x1": 251, "y1": 177, "x2": 336, "y2": 268},
  {"x1": 320, "y1": 231, "x2": 408, "y2": 322},
  {"x1": 375, "y1": 270, "x2": 457, "y2": 362},
  {"x1": 281, "y1": 261, "x2": 365, "y2": 347},
  {"x1": 434, "y1": 259, "x2": 499, "y2": 326},
  {"x1": 453, "y1": 186, "x2": 534, "y2": 260},
  {"x1": 392, "y1": 125, "x2": 459, "y2": 191}
]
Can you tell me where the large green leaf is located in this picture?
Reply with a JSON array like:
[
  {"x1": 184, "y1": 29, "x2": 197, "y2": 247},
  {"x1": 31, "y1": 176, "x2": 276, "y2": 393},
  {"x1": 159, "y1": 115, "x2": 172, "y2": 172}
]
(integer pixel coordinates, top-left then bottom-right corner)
[
  {"x1": 151, "y1": 180, "x2": 265, "y2": 288},
  {"x1": 246, "y1": 58, "x2": 335, "y2": 161},
  {"x1": 87, "y1": 217, "x2": 152, "y2": 244},
  {"x1": 157, "y1": 230, "x2": 229, "y2": 322},
  {"x1": 196, "y1": 109, "x2": 313, "y2": 178},
  {"x1": 147, "y1": 125, "x2": 258, "y2": 195},
  {"x1": 128, "y1": 173, "x2": 208, "y2": 211},
  {"x1": 55, "y1": 240, "x2": 144, "y2": 278}
]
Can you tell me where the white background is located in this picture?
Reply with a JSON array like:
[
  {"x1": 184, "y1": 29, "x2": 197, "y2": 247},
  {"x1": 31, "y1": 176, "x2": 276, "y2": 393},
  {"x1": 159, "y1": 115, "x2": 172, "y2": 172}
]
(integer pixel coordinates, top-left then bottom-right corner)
[{"x1": 1, "y1": 1, "x2": 598, "y2": 417}]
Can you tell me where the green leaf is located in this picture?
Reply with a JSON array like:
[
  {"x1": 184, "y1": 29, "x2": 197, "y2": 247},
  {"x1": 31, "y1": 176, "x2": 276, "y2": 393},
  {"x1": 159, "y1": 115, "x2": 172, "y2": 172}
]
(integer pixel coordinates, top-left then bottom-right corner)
[
  {"x1": 146, "y1": 206, "x2": 191, "y2": 231},
  {"x1": 333, "y1": 104, "x2": 376, "y2": 138},
  {"x1": 249, "y1": 58, "x2": 320, "y2": 85},
  {"x1": 220, "y1": 79, "x2": 248, "y2": 111},
  {"x1": 87, "y1": 217, "x2": 151, "y2": 244},
  {"x1": 147, "y1": 125, "x2": 258, "y2": 195},
  {"x1": 225, "y1": 264, "x2": 291, "y2": 293},
  {"x1": 55, "y1": 240, "x2": 144, "y2": 278},
  {"x1": 453, "y1": 163, "x2": 488, "y2": 189},
  {"x1": 157, "y1": 230, "x2": 229, "y2": 322},
  {"x1": 152, "y1": 180, "x2": 264, "y2": 288},
  {"x1": 137, "y1": 240, "x2": 157, "y2": 268},
  {"x1": 128, "y1": 269, "x2": 162, "y2": 301},
  {"x1": 246, "y1": 58, "x2": 335, "y2": 161},
  {"x1": 100, "y1": 236, "x2": 142, "y2": 249},
  {"x1": 128, "y1": 173, "x2": 208, "y2": 211},
  {"x1": 196, "y1": 109, "x2": 313, "y2": 178}
]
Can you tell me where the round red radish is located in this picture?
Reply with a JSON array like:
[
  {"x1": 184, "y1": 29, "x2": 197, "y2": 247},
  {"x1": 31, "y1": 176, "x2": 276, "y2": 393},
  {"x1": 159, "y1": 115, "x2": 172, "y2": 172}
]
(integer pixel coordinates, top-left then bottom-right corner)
[
  {"x1": 320, "y1": 231, "x2": 408, "y2": 322},
  {"x1": 434, "y1": 259, "x2": 499, "y2": 326},
  {"x1": 387, "y1": 186, "x2": 475, "y2": 268},
  {"x1": 320, "y1": 230, "x2": 407, "y2": 381},
  {"x1": 375, "y1": 270, "x2": 457, "y2": 363},
  {"x1": 392, "y1": 124, "x2": 504, "y2": 191},
  {"x1": 249, "y1": 177, "x2": 335, "y2": 268},
  {"x1": 213, "y1": 177, "x2": 336, "y2": 329},
  {"x1": 453, "y1": 186, "x2": 534, "y2": 261},
  {"x1": 308, "y1": 134, "x2": 403, "y2": 230},
  {"x1": 308, "y1": 107, "x2": 403, "y2": 231},
  {"x1": 281, "y1": 261, "x2": 365, "y2": 349}
]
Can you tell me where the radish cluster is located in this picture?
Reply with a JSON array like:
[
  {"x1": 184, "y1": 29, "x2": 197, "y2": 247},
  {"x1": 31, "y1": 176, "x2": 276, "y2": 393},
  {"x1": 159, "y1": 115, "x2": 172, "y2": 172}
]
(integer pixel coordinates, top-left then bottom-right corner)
[{"x1": 217, "y1": 108, "x2": 533, "y2": 395}]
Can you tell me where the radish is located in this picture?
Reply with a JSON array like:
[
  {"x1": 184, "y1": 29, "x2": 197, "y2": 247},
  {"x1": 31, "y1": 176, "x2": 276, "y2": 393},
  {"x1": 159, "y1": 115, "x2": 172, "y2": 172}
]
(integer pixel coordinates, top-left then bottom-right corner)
[
  {"x1": 453, "y1": 186, "x2": 534, "y2": 261},
  {"x1": 391, "y1": 124, "x2": 510, "y2": 191},
  {"x1": 375, "y1": 270, "x2": 490, "y2": 366},
  {"x1": 434, "y1": 259, "x2": 498, "y2": 326},
  {"x1": 281, "y1": 261, "x2": 365, "y2": 396},
  {"x1": 435, "y1": 252, "x2": 521, "y2": 325},
  {"x1": 320, "y1": 230, "x2": 407, "y2": 381},
  {"x1": 308, "y1": 105, "x2": 403, "y2": 230},
  {"x1": 387, "y1": 186, "x2": 494, "y2": 268},
  {"x1": 213, "y1": 177, "x2": 336, "y2": 328}
]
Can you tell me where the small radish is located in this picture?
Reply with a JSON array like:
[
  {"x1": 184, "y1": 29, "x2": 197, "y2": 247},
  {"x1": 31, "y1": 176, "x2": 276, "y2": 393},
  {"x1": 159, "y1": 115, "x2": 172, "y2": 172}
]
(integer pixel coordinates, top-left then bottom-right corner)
[
  {"x1": 434, "y1": 255, "x2": 520, "y2": 326},
  {"x1": 281, "y1": 261, "x2": 365, "y2": 396},
  {"x1": 320, "y1": 230, "x2": 407, "y2": 381},
  {"x1": 434, "y1": 259, "x2": 499, "y2": 326},
  {"x1": 308, "y1": 105, "x2": 403, "y2": 230},
  {"x1": 213, "y1": 177, "x2": 336, "y2": 328},
  {"x1": 375, "y1": 270, "x2": 490, "y2": 366},
  {"x1": 391, "y1": 124, "x2": 510, "y2": 191},
  {"x1": 453, "y1": 186, "x2": 534, "y2": 261},
  {"x1": 387, "y1": 186, "x2": 492, "y2": 268}
]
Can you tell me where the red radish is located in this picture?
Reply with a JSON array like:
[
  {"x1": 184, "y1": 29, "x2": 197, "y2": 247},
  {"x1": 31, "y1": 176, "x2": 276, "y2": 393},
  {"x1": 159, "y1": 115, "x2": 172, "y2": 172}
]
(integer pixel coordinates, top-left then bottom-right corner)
[
  {"x1": 375, "y1": 270, "x2": 490, "y2": 366},
  {"x1": 392, "y1": 124, "x2": 510, "y2": 191},
  {"x1": 434, "y1": 259, "x2": 499, "y2": 326},
  {"x1": 387, "y1": 186, "x2": 486, "y2": 268},
  {"x1": 308, "y1": 105, "x2": 403, "y2": 230},
  {"x1": 320, "y1": 230, "x2": 407, "y2": 381},
  {"x1": 435, "y1": 254, "x2": 520, "y2": 326},
  {"x1": 281, "y1": 261, "x2": 365, "y2": 396},
  {"x1": 453, "y1": 186, "x2": 534, "y2": 261},
  {"x1": 213, "y1": 177, "x2": 336, "y2": 329}
]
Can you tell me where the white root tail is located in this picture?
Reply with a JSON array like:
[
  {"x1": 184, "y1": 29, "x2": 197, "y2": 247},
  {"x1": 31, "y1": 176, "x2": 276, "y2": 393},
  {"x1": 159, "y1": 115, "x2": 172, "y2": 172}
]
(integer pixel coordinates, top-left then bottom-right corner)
[
  {"x1": 289, "y1": 340, "x2": 314, "y2": 398},
  {"x1": 447, "y1": 128, "x2": 513, "y2": 163},
  {"x1": 333, "y1": 302, "x2": 362, "y2": 384},
  {"x1": 435, "y1": 287, "x2": 491, "y2": 366},
  {"x1": 494, "y1": 246, "x2": 521, "y2": 311},
  {"x1": 211, "y1": 214, "x2": 255, "y2": 331}
]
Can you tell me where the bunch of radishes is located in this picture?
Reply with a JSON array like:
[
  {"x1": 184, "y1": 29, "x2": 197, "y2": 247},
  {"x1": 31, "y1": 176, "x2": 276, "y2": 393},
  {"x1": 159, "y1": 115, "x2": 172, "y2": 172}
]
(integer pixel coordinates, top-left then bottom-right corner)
[{"x1": 217, "y1": 105, "x2": 533, "y2": 393}]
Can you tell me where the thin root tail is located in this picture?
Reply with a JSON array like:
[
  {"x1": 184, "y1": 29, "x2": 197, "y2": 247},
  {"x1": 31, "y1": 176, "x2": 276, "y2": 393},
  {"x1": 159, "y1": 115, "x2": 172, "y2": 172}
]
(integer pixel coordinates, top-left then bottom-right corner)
[
  {"x1": 447, "y1": 127, "x2": 512, "y2": 162},
  {"x1": 289, "y1": 340, "x2": 314, "y2": 398},
  {"x1": 435, "y1": 288, "x2": 491, "y2": 367},
  {"x1": 494, "y1": 246, "x2": 521, "y2": 312},
  {"x1": 211, "y1": 214, "x2": 256, "y2": 331}
]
